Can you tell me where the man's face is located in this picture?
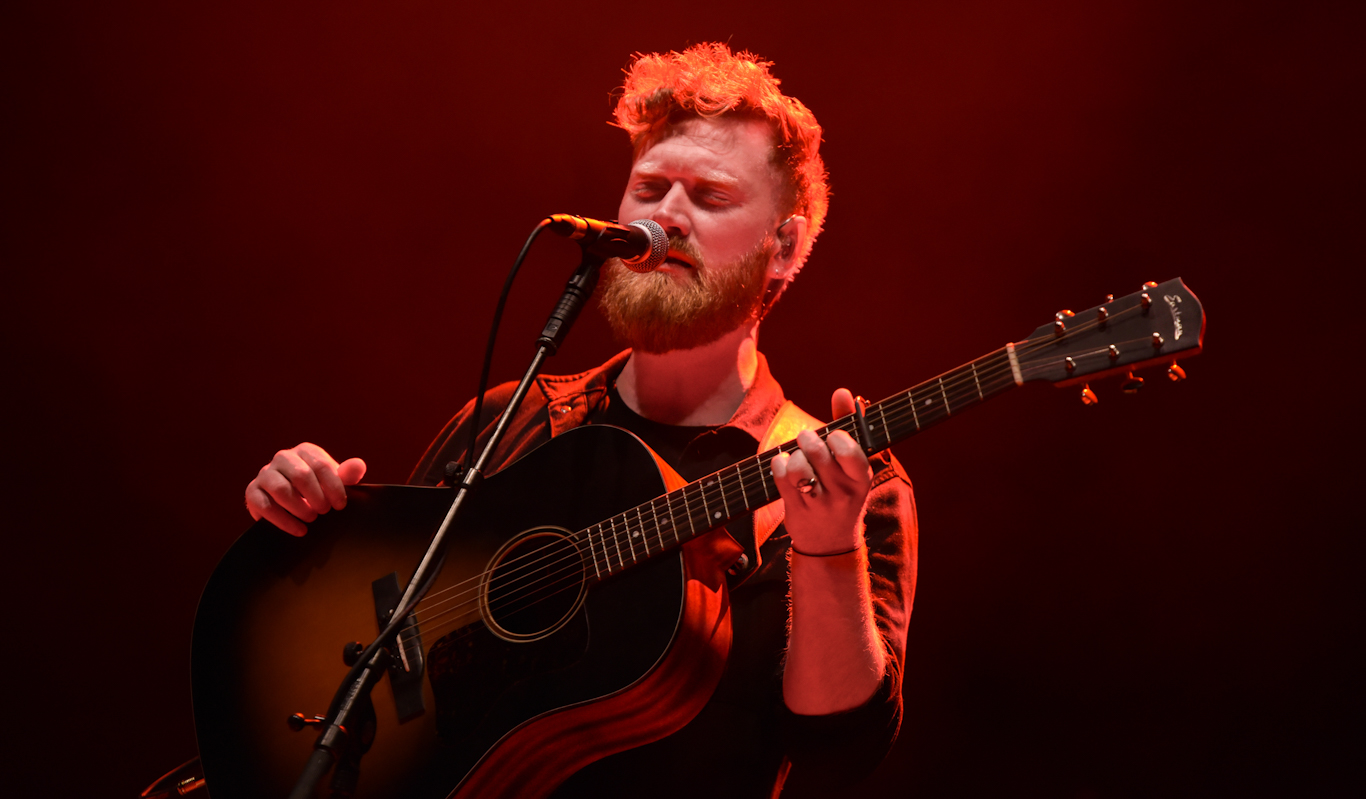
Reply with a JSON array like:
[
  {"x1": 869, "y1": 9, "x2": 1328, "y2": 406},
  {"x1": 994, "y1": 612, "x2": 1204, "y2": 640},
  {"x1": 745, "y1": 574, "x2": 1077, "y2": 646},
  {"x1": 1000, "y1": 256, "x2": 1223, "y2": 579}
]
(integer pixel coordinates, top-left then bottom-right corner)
[{"x1": 600, "y1": 117, "x2": 785, "y2": 353}]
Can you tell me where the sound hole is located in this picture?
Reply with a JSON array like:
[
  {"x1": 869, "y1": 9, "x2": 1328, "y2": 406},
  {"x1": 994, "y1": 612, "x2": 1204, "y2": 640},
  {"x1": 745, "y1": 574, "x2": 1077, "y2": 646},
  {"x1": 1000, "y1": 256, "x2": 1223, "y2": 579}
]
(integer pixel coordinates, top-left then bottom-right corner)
[{"x1": 480, "y1": 529, "x2": 588, "y2": 642}]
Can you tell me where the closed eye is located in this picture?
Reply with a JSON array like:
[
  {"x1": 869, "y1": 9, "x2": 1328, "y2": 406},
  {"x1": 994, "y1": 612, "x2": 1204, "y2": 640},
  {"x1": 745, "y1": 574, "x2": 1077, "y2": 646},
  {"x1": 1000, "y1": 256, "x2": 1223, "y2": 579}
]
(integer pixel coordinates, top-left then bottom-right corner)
[
  {"x1": 631, "y1": 181, "x2": 668, "y2": 201},
  {"x1": 695, "y1": 190, "x2": 732, "y2": 208}
]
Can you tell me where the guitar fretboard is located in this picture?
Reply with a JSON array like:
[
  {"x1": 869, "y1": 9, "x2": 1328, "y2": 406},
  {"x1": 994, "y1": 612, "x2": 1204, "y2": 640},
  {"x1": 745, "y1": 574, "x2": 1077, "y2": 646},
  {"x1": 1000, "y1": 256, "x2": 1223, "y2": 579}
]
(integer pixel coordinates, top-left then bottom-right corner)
[{"x1": 575, "y1": 347, "x2": 1019, "y2": 580}]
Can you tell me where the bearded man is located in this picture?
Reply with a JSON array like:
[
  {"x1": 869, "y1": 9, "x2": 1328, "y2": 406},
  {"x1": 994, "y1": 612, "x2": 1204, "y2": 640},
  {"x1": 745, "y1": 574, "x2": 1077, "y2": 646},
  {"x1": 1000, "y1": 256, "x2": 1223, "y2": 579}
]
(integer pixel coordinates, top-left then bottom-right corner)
[{"x1": 245, "y1": 43, "x2": 916, "y2": 797}]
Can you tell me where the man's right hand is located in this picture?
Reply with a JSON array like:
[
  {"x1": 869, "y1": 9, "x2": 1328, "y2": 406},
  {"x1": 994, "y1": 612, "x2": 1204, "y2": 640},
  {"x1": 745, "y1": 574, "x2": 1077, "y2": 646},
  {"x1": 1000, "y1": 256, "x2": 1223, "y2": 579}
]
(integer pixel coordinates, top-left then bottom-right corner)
[{"x1": 244, "y1": 442, "x2": 367, "y2": 536}]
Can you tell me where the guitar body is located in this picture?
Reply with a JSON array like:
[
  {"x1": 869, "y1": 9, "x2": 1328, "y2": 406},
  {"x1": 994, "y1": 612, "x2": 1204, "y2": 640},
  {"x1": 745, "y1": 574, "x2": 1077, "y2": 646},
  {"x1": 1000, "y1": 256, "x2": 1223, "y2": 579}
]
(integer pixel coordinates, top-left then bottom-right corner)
[{"x1": 192, "y1": 426, "x2": 738, "y2": 798}]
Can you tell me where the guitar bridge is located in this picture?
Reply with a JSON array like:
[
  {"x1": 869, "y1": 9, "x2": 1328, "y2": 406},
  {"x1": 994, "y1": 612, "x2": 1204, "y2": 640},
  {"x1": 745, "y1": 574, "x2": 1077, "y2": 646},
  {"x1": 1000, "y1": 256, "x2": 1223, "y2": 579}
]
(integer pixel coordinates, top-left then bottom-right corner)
[{"x1": 372, "y1": 572, "x2": 426, "y2": 722}]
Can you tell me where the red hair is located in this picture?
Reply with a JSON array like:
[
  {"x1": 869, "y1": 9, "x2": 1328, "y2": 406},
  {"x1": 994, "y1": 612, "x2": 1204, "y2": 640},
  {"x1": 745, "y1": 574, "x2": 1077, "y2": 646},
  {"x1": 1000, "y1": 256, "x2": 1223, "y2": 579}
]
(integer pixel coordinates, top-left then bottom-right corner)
[{"x1": 612, "y1": 43, "x2": 830, "y2": 258}]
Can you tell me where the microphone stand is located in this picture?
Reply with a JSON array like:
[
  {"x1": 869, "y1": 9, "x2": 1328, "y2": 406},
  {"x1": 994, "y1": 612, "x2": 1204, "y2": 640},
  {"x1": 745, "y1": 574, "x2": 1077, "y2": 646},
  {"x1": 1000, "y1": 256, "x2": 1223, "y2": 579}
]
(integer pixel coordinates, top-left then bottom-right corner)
[{"x1": 287, "y1": 249, "x2": 606, "y2": 798}]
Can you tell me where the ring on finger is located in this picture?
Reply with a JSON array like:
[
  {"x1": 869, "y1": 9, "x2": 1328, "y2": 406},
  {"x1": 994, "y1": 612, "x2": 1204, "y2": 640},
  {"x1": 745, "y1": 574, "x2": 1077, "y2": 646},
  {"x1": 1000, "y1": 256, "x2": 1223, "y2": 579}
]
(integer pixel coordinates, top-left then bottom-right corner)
[{"x1": 797, "y1": 476, "x2": 819, "y2": 495}]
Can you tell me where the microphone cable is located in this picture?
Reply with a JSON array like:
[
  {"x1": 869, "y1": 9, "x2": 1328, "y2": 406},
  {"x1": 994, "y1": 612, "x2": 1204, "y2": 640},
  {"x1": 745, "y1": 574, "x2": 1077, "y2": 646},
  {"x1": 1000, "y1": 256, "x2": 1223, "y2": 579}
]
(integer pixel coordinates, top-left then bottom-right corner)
[{"x1": 461, "y1": 217, "x2": 554, "y2": 477}]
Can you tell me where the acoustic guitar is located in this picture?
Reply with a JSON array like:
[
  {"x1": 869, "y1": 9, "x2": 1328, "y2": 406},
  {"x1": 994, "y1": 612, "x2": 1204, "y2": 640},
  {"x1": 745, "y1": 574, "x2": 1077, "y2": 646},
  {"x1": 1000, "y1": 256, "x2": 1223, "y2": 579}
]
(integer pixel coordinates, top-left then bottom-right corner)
[{"x1": 192, "y1": 278, "x2": 1205, "y2": 797}]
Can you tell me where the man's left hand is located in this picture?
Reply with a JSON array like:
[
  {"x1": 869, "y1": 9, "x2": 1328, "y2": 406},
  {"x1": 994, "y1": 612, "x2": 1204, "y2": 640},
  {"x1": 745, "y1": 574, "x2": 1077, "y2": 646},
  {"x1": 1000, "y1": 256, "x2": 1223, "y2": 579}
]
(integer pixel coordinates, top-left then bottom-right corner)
[{"x1": 771, "y1": 388, "x2": 873, "y2": 554}]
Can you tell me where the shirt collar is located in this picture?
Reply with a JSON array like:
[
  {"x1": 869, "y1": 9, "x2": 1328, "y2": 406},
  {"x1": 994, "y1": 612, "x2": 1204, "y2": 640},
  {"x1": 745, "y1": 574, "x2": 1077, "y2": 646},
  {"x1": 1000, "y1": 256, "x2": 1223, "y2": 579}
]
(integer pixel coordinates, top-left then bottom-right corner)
[{"x1": 537, "y1": 348, "x2": 788, "y2": 445}]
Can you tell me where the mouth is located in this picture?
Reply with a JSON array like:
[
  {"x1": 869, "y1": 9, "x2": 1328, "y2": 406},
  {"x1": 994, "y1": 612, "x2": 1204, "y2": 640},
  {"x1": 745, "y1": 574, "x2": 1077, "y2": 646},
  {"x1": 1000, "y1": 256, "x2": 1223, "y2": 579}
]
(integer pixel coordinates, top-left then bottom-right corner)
[{"x1": 663, "y1": 248, "x2": 697, "y2": 269}]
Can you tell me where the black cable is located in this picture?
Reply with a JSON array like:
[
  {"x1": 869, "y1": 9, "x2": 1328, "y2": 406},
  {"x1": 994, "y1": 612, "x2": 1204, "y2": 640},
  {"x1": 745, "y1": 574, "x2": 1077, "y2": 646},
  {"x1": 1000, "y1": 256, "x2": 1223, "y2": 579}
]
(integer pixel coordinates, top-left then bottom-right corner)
[{"x1": 462, "y1": 217, "x2": 554, "y2": 475}]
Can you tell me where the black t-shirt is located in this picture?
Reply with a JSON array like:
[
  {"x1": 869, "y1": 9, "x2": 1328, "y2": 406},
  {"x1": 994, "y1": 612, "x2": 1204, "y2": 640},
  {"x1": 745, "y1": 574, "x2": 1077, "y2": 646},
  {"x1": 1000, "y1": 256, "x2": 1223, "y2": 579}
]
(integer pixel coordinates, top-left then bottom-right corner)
[{"x1": 589, "y1": 384, "x2": 719, "y2": 475}]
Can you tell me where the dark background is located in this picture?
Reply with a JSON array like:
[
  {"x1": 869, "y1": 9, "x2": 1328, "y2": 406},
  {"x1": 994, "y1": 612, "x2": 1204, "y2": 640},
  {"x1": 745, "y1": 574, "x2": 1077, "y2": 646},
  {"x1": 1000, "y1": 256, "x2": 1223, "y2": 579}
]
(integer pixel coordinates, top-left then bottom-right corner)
[{"x1": 8, "y1": 0, "x2": 1362, "y2": 795}]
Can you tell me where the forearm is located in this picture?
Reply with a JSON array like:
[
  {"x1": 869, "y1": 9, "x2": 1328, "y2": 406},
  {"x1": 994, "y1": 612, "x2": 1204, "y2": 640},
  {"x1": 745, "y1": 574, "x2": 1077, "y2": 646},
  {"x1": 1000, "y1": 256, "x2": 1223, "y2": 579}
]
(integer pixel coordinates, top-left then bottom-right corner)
[{"x1": 782, "y1": 544, "x2": 887, "y2": 715}]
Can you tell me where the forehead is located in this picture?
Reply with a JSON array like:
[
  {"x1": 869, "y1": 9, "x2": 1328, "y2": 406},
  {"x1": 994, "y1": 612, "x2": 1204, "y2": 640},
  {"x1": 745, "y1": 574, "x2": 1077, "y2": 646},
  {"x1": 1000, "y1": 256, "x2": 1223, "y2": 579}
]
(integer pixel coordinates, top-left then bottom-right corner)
[{"x1": 631, "y1": 117, "x2": 780, "y2": 188}]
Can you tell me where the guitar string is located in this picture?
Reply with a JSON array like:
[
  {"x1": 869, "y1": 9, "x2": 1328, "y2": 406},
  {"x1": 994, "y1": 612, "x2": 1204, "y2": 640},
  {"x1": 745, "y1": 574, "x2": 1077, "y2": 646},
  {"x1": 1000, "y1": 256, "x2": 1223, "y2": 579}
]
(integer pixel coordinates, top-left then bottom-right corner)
[
  {"x1": 397, "y1": 380, "x2": 1014, "y2": 649},
  {"x1": 403, "y1": 333, "x2": 1160, "y2": 649},
  {"x1": 417, "y1": 541, "x2": 589, "y2": 633},
  {"x1": 399, "y1": 369, "x2": 1032, "y2": 645},
  {"x1": 402, "y1": 300, "x2": 1150, "y2": 615},
  {"x1": 405, "y1": 361, "x2": 1016, "y2": 646},
  {"x1": 404, "y1": 410, "x2": 858, "y2": 632},
  {"x1": 397, "y1": 355, "x2": 1136, "y2": 650},
  {"x1": 406, "y1": 347, "x2": 1003, "y2": 620},
  {"x1": 395, "y1": 304, "x2": 1166, "y2": 642},
  {"x1": 399, "y1": 319, "x2": 1163, "y2": 644}
]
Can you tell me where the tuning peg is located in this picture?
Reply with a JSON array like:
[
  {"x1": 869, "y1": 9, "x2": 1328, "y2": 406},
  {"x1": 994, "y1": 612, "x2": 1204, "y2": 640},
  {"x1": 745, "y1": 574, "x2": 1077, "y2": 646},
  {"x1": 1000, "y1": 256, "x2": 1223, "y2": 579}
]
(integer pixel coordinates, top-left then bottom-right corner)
[
  {"x1": 1167, "y1": 362, "x2": 1187, "y2": 382},
  {"x1": 288, "y1": 713, "x2": 328, "y2": 732},
  {"x1": 1054, "y1": 309, "x2": 1075, "y2": 337},
  {"x1": 1140, "y1": 282, "x2": 1158, "y2": 314},
  {"x1": 1080, "y1": 384, "x2": 1098, "y2": 405},
  {"x1": 1122, "y1": 371, "x2": 1144, "y2": 394},
  {"x1": 1104, "y1": 294, "x2": 1114, "y2": 303},
  {"x1": 1065, "y1": 356, "x2": 1077, "y2": 375},
  {"x1": 1152, "y1": 332, "x2": 1164, "y2": 349},
  {"x1": 1108, "y1": 344, "x2": 1120, "y2": 362},
  {"x1": 1097, "y1": 305, "x2": 1109, "y2": 328}
]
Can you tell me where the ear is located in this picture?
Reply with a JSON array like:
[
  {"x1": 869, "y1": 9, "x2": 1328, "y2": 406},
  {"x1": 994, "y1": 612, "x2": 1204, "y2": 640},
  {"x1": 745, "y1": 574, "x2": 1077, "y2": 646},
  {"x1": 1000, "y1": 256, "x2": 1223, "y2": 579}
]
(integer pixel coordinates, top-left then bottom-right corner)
[{"x1": 768, "y1": 215, "x2": 809, "y2": 281}]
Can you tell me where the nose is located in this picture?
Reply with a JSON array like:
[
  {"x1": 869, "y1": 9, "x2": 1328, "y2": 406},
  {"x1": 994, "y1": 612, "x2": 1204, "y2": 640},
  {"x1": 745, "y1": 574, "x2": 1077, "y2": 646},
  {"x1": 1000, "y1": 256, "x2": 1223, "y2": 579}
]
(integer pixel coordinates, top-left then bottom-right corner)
[{"x1": 650, "y1": 182, "x2": 691, "y2": 238}]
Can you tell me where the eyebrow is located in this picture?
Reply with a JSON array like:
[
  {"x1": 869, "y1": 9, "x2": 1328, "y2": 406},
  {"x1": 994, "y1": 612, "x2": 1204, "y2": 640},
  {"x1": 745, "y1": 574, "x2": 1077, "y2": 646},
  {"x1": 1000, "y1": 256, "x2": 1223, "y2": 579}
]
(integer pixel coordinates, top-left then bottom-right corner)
[{"x1": 630, "y1": 166, "x2": 744, "y2": 192}]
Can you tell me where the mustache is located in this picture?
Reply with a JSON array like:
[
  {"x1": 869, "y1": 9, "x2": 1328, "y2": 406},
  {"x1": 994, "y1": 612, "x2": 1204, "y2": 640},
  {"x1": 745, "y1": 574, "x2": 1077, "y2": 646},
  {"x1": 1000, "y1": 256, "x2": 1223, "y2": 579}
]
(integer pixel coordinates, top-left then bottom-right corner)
[{"x1": 667, "y1": 235, "x2": 704, "y2": 269}]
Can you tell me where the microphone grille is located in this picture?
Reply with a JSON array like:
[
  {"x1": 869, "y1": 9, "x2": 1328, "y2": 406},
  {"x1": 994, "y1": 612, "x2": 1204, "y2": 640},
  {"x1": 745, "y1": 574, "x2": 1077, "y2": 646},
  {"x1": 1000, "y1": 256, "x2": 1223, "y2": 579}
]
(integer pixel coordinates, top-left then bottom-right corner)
[{"x1": 624, "y1": 219, "x2": 669, "y2": 272}]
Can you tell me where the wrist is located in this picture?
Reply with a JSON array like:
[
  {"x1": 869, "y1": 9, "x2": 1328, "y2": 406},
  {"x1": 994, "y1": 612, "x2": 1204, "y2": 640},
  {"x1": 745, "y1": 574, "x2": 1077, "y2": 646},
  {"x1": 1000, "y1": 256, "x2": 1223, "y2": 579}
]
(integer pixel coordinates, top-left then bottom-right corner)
[{"x1": 790, "y1": 542, "x2": 862, "y2": 558}]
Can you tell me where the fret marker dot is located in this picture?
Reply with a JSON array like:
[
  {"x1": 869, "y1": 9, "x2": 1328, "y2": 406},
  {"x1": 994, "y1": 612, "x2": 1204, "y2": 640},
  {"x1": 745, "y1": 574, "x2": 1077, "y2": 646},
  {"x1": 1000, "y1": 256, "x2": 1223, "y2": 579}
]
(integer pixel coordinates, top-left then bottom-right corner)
[
  {"x1": 632, "y1": 531, "x2": 639, "y2": 538},
  {"x1": 924, "y1": 399, "x2": 933, "y2": 406},
  {"x1": 713, "y1": 511, "x2": 721, "y2": 519}
]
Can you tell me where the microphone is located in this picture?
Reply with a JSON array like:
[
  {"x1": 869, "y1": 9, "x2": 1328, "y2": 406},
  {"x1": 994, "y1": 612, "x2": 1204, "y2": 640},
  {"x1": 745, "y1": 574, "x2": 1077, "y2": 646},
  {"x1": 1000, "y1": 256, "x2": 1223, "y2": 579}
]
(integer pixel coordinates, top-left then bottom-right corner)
[{"x1": 547, "y1": 214, "x2": 668, "y2": 272}]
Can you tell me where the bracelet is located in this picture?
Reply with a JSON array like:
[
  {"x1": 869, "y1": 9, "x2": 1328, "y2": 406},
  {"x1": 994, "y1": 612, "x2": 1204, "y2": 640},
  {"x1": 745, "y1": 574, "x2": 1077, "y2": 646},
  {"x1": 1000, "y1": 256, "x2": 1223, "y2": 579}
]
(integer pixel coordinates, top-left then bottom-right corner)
[{"x1": 791, "y1": 544, "x2": 861, "y2": 558}]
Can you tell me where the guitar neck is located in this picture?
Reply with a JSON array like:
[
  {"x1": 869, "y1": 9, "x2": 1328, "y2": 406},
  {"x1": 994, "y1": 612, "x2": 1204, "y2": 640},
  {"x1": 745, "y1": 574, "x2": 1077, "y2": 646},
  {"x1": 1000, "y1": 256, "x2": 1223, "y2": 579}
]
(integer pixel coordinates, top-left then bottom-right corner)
[{"x1": 577, "y1": 346, "x2": 1021, "y2": 580}]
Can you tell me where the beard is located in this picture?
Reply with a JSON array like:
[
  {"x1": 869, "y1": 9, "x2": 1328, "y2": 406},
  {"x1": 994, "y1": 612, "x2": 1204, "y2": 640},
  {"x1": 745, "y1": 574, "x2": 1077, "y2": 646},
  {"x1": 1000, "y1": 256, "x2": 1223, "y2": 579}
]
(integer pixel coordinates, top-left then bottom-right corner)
[{"x1": 598, "y1": 235, "x2": 773, "y2": 354}]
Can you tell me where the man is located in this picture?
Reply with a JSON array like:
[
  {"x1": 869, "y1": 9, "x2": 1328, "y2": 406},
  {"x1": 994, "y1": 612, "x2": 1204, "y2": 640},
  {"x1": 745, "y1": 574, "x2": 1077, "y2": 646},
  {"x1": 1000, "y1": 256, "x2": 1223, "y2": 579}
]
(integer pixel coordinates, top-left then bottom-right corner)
[{"x1": 245, "y1": 44, "x2": 916, "y2": 797}]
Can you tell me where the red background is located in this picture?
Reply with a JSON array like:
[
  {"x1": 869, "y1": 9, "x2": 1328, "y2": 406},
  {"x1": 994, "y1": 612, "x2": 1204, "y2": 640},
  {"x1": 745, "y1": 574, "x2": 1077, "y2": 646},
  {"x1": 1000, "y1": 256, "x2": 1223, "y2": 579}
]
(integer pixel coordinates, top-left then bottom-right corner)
[{"x1": 9, "y1": 1, "x2": 1362, "y2": 795}]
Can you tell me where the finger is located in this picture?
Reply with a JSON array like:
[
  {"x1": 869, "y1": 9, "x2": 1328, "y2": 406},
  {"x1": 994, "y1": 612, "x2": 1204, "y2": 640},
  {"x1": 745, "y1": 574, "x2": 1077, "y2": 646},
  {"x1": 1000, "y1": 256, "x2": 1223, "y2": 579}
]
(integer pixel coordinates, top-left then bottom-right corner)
[
  {"x1": 272, "y1": 448, "x2": 330, "y2": 514},
  {"x1": 246, "y1": 486, "x2": 308, "y2": 536},
  {"x1": 831, "y1": 387, "x2": 856, "y2": 419},
  {"x1": 337, "y1": 457, "x2": 367, "y2": 486},
  {"x1": 260, "y1": 497, "x2": 309, "y2": 537},
  {"x1": 785, "y1": 446, "x2": 820, "y2": 483},
  {"x1": 798, "y1": 429, "x2": 868, "y2": 496},
  {"x1": 774, "y1": 450, "x2": 815, "y2": 485},
  {"x1": 796, "y1": 429, "x2": 840, "y2": 483},
  {"x1": 245, "y1": 485, "x2": 264, "y2": 521},
  {"x1": 771, "y1": 452, "x2": 811, "y2": 503},
  {"x1": 772, "y1": 451, "x2": 790, "y2": 481},
  {"x1": 826, "y1": 430, "x2": 873, "y2": 484},
  {"x1": 779, "y1": 447, "x2": 829, "y2": 504},
  {"x1": 772, "y1": 452, "x2": 793, "y2": 502},
  {"x1": 256, "y1": 466, "x2": 320, "y2": 523},
  {"x1": 297, "y1": 445, "x2": 348, "y2": 511}
]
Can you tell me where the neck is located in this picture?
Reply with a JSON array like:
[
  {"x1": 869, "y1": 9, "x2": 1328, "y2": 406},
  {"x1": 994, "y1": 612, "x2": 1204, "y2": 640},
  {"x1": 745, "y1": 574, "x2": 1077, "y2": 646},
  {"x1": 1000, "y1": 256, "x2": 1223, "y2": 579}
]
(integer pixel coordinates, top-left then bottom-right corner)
[{"x1": 617, "y1": 324, "x2": 760, "y2": 426}]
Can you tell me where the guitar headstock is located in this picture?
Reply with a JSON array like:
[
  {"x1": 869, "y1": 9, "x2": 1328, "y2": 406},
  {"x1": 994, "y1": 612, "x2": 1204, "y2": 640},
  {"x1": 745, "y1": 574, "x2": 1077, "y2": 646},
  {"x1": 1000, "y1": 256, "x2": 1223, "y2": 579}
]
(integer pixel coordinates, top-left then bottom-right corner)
[{"x1": 1011, "y1": 278, "x2": 1205, "y2": 389}]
